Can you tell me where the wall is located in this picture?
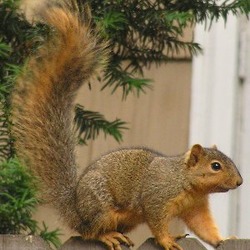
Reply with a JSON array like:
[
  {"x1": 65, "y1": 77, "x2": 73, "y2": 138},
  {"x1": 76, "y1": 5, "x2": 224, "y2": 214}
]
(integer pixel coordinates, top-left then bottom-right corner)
[{"x1": 236, "y1": 17, "x2": 250, "y2": 239}]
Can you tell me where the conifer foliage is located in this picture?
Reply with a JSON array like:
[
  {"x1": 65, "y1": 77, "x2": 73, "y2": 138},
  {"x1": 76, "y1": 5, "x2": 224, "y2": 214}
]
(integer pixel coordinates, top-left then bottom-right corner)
[{"x1": 86, "y1": 0, "x2": 249, "y2": 95}]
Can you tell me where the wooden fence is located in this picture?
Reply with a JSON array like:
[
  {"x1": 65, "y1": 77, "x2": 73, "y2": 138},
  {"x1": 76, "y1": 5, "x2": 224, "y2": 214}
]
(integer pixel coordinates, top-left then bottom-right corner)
[{"x1": 1, "y1": 235, "x2": 250, "y2": 250}]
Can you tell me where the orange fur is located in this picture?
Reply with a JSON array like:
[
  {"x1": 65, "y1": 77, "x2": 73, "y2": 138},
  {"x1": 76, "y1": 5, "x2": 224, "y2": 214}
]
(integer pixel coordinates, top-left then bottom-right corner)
[{"x1": 180, "y1": 196, "x2": 223, "y2": 246}]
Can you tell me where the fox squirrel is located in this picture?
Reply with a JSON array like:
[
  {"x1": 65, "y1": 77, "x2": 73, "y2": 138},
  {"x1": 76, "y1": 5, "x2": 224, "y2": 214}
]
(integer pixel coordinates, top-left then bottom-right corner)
[{"x1": 11, "y1": 1, "x2": 243, "y2": 250}]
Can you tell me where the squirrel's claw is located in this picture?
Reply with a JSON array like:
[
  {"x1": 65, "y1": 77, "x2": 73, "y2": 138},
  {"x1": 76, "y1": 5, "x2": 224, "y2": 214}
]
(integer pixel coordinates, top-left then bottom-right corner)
[
  {"x1": 157, "y1": 237, "x2": 184, "y2": 250},
  {"x1": 175, "y1": 233, "x2": 189, "y2": 240},
  {"x1": 171, "y1": 242, "x2": 183, "y2": 250},
  {"x1": 161, "y1": 242, "x2": 183, "y2": 250},
  {"x1": 98, "y1": 231, "x2": 134, "y2": 250},
  {"x1": 123, "y1": 234, "x2": 135, "y2": 247}
]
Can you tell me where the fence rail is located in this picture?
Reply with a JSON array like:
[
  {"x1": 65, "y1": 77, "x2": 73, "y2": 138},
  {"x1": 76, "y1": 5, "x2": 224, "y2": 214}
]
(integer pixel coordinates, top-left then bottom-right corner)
[{"x1": 1, "y1": 235, "x2": 250, "y2": 249}]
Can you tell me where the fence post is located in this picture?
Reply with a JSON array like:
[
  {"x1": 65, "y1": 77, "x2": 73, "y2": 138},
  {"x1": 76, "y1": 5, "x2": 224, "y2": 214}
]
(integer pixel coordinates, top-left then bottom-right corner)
[
  {"x1": 59, "y1": 236, "x2": 130, "y2": 250},
  {"x1": 177, "y1": 238, "x2": 207, "y2": 250},
  {"x1": 137, "y1": 237, "x2": 207, "y2": 250},
  {"x1": 217, "y1": 239, "x2": 250, "y2": 250},
  {"x1": 0, "y1": 234, "x2": 51, "y2": 250}
]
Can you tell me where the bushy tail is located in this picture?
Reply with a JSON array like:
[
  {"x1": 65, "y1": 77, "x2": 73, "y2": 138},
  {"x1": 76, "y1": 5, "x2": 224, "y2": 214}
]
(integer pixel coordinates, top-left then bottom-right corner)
[{"x1": 11, "y1": 1, "x2": 107, "y2": 224}]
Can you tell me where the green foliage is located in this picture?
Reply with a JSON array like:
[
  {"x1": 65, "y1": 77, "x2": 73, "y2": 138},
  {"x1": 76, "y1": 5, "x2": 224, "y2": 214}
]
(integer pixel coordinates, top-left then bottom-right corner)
[
  {"x1": 0, "y1": 41, "x2": 12, "y2": 161},
  {"x1": 85, "y1": 0, "x2": 250, "y2": 97},
  {"x1": 39, "y1": 222, "x2": 61, "y2": 249},
  {"x1": 0, "y1": 158, "x2": 37, "y2": 234},
  {"x1": 0, "y1": 158, "x2": 61, "y2": 248},
  {"x1": 102, "y1": 62, "x2": 152, "y2": 99},
  {"x1": 74, "y1": 105, "x2": 128, "y2": 144}
]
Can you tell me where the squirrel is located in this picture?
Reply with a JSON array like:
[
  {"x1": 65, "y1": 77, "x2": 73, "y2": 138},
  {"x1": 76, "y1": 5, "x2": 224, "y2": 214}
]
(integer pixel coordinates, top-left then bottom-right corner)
[{"x1": 11, "y1": 1, "x2": 243, "y2": 250}]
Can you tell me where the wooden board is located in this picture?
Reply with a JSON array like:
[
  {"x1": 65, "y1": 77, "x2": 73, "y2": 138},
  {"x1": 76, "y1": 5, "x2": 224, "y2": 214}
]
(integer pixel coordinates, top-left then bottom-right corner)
[
  {"x1": 217, "y1": 239, "x2": 250, "y2": 250},
  {"x1": 59, "y1": 236, "x2": 130, "y2": 250},
  {"x1": 0, "y1": 235, "x2": 50, "y2": 250},
  {"x1": 137, "y1": 237, "x2": 206, "y2": 250}
]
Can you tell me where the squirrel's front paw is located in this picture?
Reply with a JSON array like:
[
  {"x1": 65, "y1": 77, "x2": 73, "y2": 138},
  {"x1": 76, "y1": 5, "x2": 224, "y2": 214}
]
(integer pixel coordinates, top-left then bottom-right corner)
[
  {"x1": 217, "y1": 236, "x2": 238, "y2": 247},
  {"x1": 98, "y1": 231, "x2": 134, "y2": 250}
]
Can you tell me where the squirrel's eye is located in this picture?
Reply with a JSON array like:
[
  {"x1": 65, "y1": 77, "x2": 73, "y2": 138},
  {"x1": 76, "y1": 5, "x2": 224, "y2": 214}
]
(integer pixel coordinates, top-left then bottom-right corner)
[{"x1": 211, "y1": 162, "x2": 221, "y2": 171}]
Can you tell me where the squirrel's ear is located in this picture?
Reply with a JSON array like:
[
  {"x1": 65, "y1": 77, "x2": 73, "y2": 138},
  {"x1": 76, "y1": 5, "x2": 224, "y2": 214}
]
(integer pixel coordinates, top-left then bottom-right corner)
[
  {"x1": 212, "y1": 144, "x2": 218, "y2": 150},
  {"x1": 185, "y1": 144, "x2": 205, "y2": 167}
]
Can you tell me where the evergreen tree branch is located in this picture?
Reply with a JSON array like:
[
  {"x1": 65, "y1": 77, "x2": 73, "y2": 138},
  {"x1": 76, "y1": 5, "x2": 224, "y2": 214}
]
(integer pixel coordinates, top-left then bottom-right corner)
[
  {"x1": 74, "y1": 105, "x2": 128, "y2": 144},
  {"x1": 0, "y1": 158, "x2": 61, "y2": 248},
  {"x1": 86, "y1": 0, "x2": 250, "y2": 96}
]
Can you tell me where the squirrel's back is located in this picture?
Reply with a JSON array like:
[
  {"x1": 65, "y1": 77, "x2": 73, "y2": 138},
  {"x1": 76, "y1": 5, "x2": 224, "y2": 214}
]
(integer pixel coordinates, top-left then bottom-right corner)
[{"x1": 77, "y1": 147, "x2": 184, "y2": 210}]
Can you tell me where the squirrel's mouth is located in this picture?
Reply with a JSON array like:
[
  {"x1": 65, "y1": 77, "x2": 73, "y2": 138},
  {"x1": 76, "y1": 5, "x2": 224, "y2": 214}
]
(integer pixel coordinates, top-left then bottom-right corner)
[
  {"x1": 217, "y1": 187, "x2": 230, "y2": 193},
  {"x1": 212, "y1": 182, "x2": 240, "y2": 193},
  {"x1": 213, "y1": 186, "x2": 231, "y2": 193}
]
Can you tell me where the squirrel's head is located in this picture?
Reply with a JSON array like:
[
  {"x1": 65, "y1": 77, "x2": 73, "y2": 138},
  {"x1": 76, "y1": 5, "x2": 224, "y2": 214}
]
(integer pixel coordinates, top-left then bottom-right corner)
[{"x1": 185, "y1": 144, "x2": 243, "y2": 193}]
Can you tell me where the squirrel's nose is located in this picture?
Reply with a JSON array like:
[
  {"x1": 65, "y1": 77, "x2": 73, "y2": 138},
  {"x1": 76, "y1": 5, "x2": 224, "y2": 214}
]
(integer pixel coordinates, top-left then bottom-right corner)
[{"x1": 236, "y1": 176, "x2": 243, "y2": 187}]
